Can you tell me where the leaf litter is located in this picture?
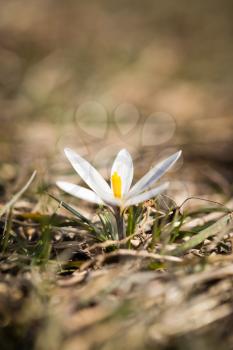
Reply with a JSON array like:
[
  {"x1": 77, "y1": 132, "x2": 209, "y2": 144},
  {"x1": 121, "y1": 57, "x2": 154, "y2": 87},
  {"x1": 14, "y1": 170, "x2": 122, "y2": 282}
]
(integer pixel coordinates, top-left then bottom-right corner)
[{"x1": 0, "y1": 172, "x2": 233, "y2": 350}]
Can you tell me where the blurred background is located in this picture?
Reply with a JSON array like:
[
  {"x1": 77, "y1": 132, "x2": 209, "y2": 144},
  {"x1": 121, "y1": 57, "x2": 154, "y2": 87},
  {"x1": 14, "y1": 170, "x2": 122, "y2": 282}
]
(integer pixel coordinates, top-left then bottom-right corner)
[{"x1": 0, "y1": 0, "x2": 233, "y2": 203}]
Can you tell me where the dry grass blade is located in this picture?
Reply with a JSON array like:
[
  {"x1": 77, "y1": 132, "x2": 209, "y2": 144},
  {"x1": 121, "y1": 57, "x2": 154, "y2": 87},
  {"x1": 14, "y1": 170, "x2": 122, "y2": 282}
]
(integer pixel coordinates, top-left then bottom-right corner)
[
  {"x1": 106, "y1": 249, "x2": 183, "y2": 262},
  {"x1": 80, "y1": 248, "x2": 182, "y2": 271},
  {"x1": 87, "y1": 233, "x2": 135, "y2": 251},
  {"x1": 0, "y1": 171, "x2": 37, "y2": 218}
]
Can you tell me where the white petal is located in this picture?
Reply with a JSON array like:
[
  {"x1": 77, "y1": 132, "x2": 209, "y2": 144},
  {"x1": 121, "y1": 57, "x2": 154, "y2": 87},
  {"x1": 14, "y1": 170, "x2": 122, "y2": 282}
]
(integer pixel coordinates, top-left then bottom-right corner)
[
  {"x1": 124, "y1": 182, "x2": 169, "y2": 207},
  {"x1": 57, "y1": 180, "x2": 120, "y2": 207},
  {"x1": 64, "y1": 148, "x2": 111, "y2": 198},
  {"x1": 56, "y1": 181, "x2": 104, "y2": 205},
  {"x1": 111, "y1": 149, "x2": 134, "y2": 196},
  {"x1": 127, "y1": 151, "x2": 181, "y2": 198}
]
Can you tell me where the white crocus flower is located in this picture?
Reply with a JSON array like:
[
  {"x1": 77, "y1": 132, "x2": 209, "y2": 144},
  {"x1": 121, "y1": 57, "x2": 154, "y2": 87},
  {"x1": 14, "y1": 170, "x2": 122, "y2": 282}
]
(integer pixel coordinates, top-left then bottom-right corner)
[{"x1": 56, "y1": 148, "x2": 181, "y2": 211}]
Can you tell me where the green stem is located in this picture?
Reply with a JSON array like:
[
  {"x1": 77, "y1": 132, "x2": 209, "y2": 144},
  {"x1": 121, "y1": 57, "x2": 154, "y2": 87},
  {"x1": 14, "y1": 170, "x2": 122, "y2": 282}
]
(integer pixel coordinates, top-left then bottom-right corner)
[{"x1": 115, "y1": 207, "x2": 125, "y2": 240}]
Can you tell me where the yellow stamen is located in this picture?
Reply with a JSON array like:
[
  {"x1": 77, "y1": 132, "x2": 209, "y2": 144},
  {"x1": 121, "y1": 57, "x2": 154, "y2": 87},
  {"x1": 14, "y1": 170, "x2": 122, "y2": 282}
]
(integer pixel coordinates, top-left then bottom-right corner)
[{"x1": 111, "y1": 171, "x2": 122, "y2": 199}]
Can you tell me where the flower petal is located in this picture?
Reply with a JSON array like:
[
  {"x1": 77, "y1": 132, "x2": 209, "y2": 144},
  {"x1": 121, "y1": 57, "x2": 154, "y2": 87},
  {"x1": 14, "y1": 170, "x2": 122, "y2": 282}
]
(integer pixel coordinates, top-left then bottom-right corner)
[
  {"x1": 124, "y1": 182, "x2": 169, "y2": 207},
  {"x1": 127, "y1": 151, "x2": 181, "y2": 198},
  {"x1": 57, "y1": 180, "x2": 120, "y2": 207},
  {"x1": 56, "y1": 181, "x2": 104, "y2": 205},
  {"x1": 64, "y1": 148, "x2": 111, "y2": 198},
  {"x1": 111, "y1": 149, "x2": 134, "y2": 196}
]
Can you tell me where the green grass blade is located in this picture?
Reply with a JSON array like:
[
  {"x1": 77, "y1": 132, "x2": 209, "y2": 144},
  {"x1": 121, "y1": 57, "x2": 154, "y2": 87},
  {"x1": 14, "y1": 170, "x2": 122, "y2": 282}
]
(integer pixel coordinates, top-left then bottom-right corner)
[
  {"x1": 171, "y1": 212, "x2": 233, "y2": 256},
  {"x1": 48, "y1": 193, "x2": 91, "y2": 224},
  {"x1": 48, "y1": 193, "x2": 102, "y2": 236}
]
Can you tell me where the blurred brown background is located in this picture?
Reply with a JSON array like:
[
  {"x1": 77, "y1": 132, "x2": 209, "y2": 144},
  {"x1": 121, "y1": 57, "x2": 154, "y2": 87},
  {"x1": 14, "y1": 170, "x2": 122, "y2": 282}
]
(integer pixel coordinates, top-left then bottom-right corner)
[{"x1": 0, "y1": 0, "x2": 233, "y2": 199}]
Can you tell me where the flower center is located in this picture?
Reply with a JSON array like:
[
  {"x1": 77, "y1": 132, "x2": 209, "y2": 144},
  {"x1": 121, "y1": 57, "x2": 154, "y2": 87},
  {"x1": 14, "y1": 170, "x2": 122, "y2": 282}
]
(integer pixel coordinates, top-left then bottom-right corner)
[{"x1": 111, "y1": 171, "x2": 122, "y2": 199}]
